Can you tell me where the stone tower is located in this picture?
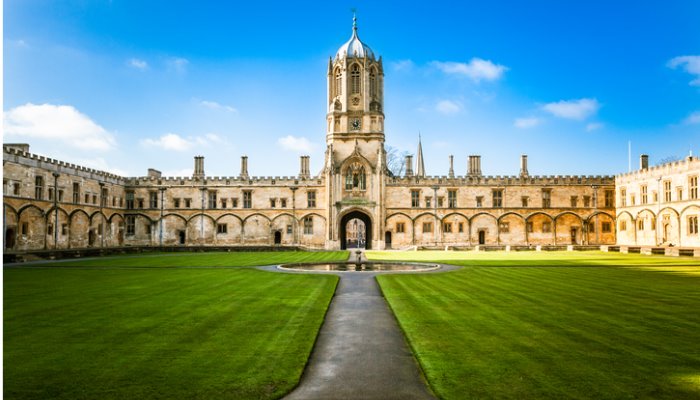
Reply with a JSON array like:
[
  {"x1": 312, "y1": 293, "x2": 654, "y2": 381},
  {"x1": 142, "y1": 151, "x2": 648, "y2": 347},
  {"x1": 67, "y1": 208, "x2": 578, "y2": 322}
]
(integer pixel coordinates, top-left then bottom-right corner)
[{"x1": 324, "y1": 15, "x2": 387, "y2": 249}]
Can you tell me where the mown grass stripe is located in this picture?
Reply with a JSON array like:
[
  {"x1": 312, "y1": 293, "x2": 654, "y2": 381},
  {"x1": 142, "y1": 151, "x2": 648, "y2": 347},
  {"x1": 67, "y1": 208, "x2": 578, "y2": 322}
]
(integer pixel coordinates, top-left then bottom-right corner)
[
  {"x1": 375, "y1": 251, "x2": 700, "y2": 399},
  {"x1": 4, "y1": 252, "x2": 346, "y2": 400}
]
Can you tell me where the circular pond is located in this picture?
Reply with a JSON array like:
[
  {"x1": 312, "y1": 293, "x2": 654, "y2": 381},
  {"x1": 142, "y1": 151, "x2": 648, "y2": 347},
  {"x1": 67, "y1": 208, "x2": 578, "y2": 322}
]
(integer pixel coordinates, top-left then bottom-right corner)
[{"x1": 278, "y1": 262, "x2": 440, "y2": 272}]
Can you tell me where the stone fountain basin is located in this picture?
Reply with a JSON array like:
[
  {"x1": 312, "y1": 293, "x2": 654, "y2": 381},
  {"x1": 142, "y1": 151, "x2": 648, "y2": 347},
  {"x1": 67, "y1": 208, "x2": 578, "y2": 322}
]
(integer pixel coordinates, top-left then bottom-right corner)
[{"x1": 278, "y1": 262, "x2": 440, "y2": 272}]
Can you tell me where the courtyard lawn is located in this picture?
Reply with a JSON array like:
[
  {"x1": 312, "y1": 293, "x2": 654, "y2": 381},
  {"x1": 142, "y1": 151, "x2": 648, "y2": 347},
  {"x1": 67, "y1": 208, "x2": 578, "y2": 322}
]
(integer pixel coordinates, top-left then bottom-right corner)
[
  {"x1": 371, "y1": 251, "x2": 700, "y2": 400},
  {"x1": 4, "y1": 251, "x2": 347, "y2": 400},
  {"x1": 25, "y1": 250, "x2": 349, "y2": 268}
]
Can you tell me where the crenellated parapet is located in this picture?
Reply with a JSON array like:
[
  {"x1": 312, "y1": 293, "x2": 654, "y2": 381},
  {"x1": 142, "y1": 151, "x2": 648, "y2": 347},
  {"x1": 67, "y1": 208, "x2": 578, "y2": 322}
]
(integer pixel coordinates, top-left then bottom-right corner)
[
  {"x1": 4, "y1": 144, "x2": 127, "y2": 185},
  {"x1": 387, "y1": 174, "x2": 615, "y2": 187},
  {"x1": 126, "y1": 175, "x2": 325, "y2": 188},
  {"x1": 616, "y1": 155, "x2": 699, "y2": 180}
]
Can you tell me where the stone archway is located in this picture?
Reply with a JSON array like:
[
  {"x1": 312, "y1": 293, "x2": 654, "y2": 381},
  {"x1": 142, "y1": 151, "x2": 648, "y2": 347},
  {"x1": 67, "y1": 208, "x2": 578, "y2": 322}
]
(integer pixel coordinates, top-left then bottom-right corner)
[{"x1": 340, "y1": 210, "x2": 372, "y2": 250}]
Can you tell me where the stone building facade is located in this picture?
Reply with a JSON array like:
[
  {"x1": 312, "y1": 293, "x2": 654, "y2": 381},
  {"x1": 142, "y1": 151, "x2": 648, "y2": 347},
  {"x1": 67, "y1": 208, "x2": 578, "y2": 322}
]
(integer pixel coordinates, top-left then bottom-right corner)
[
  {"x1": 4, "y1": 19, "x2": 696, "y2": 253},
  {"x1": 615, "y1": 155, "x2": 700, "y2": 247}
]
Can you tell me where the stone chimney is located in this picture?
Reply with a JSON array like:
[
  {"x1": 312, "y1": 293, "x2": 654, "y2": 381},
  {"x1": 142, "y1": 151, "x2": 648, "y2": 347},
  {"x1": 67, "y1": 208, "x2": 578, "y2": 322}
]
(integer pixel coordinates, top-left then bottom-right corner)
[
  {"x1": 4, "y1": 143, "x2": 30, "y2": 153},
  {"x1": 405, "y1": 155, "x2": 414, "y2": 177},
  {"x1": 520, "y1": 154, "x2": 529, "y2": 177},
  {"x1": 468, "y1": 155, "x2": 482, "y2": 176},
  {"x1": 640, "y1": 154, "x2": 649, "y2": 170},
  {"x1": 448, "y1": 155, "x2": 455, "y2": 178},
  {"x1": 148, "y1": 168, "x2": 162, "y2": 178},
  {"x1": 193, "y1": 156, "x2": 205, "y2": 179},
  {"x1": 299, "y1": 156, "x2": 310, "y2": 179},
  {"x1": 240, "y1": 156, "x2": 249, "y2": 179}
]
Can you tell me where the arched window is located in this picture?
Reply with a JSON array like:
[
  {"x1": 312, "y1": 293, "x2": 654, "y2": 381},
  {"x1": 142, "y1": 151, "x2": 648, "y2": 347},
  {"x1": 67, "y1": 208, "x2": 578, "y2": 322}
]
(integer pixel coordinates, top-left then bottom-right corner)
[
  {"x1": 345, "y1": 162, "x2": 366, "y2": 190},
  {"x1": 351, "y1": 64, "x2": 361, "y2": 94},
  {"x1": 335, "y1": 68, "x2": 342, "y2": 97},
  {"x1": 369, "y1": 67, "x2": 377, "y2": 98}
]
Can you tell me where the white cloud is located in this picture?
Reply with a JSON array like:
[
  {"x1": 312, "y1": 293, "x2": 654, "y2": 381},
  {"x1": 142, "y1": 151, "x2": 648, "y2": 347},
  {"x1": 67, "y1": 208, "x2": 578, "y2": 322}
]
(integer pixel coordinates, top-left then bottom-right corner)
[
  {"x1": 435, "y1": 100, "x2": 462, "y2": 114},
  {"x1": 140, "y1": 132, "x2": 228, "y2": 151},
  {"x1": 10, "y1": 39, "x2": 28, "y2": 48},
  {"x1": 167, "y1": 57, "x2": 189, "y2": 73},
  {"x1": 432, "y1": 58, "x2": 508, "y2": 82},
  {"x1": 667, "y1": 55, "x2": 700, "y2": 86},
  {"x1": 586, "y1": 122, "x2": 603, "y2": 132},
  {"x1": 72, "y1": 157, "x2": 130, "y2": 177},
  {"x1": 391, "y1": 59, "x2": 415, "y2": 71},
  {"x1": 277, "y1": 135, "x2": 316, "y2": 153},
  {"x1": 683, "y1": 111, "x2": 700, "y2": 125},
  {"x1": 205, "y1": 133, "x2": 225, "y2": 143},
  {"x1": 128, "y1": 58, "x2": 148, "y2": 70},
  {"x1": 141, "y1": 133, "x2": 193, "y2": 151},
  {"x1": 199, "y1": 100, "x2": 237, "y2": 113},
  {"x1": 542, "y1": 98, "x2": 600, "y2": 120},
  {"x1": 514, "y1": 117, "x2": 542, "y2": 129},
  {"x1": 3, "y1": 103, "x2": 116, "y2": 151}
]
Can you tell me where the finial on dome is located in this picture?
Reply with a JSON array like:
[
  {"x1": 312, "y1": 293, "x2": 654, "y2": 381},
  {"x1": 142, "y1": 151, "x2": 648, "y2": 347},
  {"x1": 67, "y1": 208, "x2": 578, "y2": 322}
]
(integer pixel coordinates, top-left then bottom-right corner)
[
  {"x1": 334, "y1": 9, "x2": 374, "y2": 60},
  {"x1": 352, "y1": 8, "x2": 357, "y2": 31}
]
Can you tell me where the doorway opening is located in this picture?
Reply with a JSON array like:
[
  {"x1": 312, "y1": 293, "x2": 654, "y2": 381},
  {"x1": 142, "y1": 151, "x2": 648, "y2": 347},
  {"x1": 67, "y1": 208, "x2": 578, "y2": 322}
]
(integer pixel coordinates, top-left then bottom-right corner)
[
  {"x1": 178, "y1": 230, "x2": 186, "y2": 245},
  {"x1": 478, "y1": 230, "x2": 486, "y2": 245},
  {"x1": 5, "y1": 227, "x2": 16, "y2": 249},
  {"x1": 274, "y1": 231, "x2": 282, "y2": 245},
  {"x1": 340, "y1": 211, "x2": 372, "y2": 250},
  {"x1": 384, "y1": 231, "x2": 392, "y2": 249},
  {"x1": 88, "y1": 229, "x2": 96, "y2": 247}
]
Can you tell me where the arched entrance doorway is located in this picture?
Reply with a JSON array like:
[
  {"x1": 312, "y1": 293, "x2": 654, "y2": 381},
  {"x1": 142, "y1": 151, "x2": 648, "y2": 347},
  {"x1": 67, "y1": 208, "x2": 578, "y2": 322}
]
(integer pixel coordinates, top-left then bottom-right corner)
[
  {"x1": 5, "y1": 227, "x2": 16, "y2": 249},
  {"x1": 88, "y1": 229, "x2": 96, "y2": 247},
  {"x1": 340, "y1": 211, "x2": 372, "y2": 250}
]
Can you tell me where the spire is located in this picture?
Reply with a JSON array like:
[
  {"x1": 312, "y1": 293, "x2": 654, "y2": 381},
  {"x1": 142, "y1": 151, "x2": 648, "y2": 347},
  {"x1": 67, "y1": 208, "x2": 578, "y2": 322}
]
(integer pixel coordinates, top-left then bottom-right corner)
[{"x1": 416, "y1": 133, "x2": 425, "y2": 178}]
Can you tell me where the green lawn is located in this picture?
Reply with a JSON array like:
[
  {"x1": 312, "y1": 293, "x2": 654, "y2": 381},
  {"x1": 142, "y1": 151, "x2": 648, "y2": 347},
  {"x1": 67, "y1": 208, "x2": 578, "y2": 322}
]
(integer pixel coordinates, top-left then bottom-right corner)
[
  {"x1": 4, "y1": 251, "x2": 348, "y2": 400},
  {"x1": 26, "y1": 250, "x2": 349, "y2": 268},
  {"x1": 371, "y1": 251, "x2": 700, "y2": 399}
]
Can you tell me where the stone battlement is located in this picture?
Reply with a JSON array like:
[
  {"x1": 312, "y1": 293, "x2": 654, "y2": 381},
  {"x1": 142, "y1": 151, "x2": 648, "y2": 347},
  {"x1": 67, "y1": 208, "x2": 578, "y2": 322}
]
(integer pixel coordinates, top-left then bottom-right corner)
[
  {"x1": 3, "y1": 145, "x2": 126, "y2": 184},
  {"x1": 127, "y1": 175, "x2": 325, "y2": 186},
  {"x1": 389, "y1": 174, "x2": 614, "y2": 186},
  {"x1": 4, "y1": 144, "x2": 325, "y2": 186},
  {"x1": 616, "y1": 156, "x2": 699, "y2": 179}
]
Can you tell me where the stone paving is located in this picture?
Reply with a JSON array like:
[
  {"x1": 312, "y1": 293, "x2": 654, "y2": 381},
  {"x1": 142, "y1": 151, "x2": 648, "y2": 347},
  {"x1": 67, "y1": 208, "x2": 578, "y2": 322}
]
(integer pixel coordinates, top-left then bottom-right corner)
[{"x1": 260, "y1": 251, "x2": 459, "y2": 400}]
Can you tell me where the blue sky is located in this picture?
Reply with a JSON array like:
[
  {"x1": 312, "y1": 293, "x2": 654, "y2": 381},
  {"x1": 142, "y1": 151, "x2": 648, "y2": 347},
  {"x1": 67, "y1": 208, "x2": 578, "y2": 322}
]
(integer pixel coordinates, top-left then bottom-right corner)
[{"x1": 4, "y1": 0, "x2": 700, "y2": 178}]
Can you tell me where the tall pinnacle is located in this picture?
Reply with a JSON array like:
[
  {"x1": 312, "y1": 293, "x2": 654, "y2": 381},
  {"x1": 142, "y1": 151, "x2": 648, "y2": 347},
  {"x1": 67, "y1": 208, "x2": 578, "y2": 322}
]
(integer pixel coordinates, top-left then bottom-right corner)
[
  {"x1": 351, "y1": 8, "x2": 358, "y2": 35},
  {"x1": 416, "y1": 133, "x2": 425, "y2": 178}
]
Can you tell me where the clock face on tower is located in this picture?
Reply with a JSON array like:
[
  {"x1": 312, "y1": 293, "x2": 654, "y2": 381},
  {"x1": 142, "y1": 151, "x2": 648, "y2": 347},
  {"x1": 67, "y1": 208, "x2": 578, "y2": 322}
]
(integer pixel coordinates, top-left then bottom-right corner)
[{"x1": 351, "y1": 118, "x2": 361, "y2": 130}]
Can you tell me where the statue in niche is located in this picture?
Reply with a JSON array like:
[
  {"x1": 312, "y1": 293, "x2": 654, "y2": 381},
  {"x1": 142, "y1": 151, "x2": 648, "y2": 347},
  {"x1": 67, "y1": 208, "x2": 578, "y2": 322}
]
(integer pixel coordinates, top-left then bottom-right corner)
[{"x1": 344, "y1": 162, "x2": 366, "y2": 194}]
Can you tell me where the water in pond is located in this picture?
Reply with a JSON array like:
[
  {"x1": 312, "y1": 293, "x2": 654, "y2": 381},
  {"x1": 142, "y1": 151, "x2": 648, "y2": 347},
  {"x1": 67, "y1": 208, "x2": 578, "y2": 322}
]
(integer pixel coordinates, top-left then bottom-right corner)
[{"x1": 279, "y1": 263, "x2": 438, "y2": 272}]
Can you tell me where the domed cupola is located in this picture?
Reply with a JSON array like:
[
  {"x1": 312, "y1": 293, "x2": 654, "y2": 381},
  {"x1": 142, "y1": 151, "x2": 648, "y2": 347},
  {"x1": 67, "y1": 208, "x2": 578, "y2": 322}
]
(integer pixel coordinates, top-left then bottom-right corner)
[
  {"x1": 335, "y1": 16, "x2": 375, "y2": 60},
  {"x1": 326, "y1": 14, "x2": 383, "y2": 142}
]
